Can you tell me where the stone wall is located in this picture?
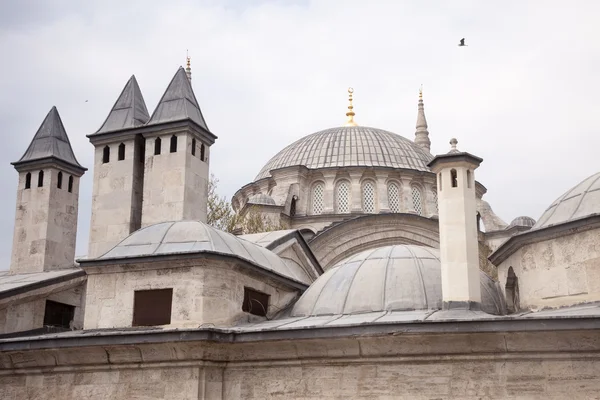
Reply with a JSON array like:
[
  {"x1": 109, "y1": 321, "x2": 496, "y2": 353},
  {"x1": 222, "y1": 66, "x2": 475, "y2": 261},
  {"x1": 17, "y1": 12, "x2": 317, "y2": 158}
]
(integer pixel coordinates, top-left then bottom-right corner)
[
  {"x1": 83, "y1": 259, "x2": 299, "y2": 329},
  {"x1": 497, "y1": 227, "x2": 600, "y2": 310}
]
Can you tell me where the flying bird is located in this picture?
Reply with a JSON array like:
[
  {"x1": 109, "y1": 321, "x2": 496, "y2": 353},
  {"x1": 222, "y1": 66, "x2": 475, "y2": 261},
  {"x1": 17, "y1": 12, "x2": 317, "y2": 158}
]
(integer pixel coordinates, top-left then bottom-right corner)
[{"x1": 458, "y1": 38, "x2": 467, "y2": 47}]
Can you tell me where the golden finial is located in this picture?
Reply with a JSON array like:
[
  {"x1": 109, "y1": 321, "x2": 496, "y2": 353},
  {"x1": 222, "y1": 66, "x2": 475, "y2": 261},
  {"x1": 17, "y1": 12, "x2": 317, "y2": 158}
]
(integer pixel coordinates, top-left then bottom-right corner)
[
  {"x1": 344, "y1": 87, "x2": 358, "y2": 127},
  {"x1": 419, "y1": 84, "x2": 423, "y2": 100}
]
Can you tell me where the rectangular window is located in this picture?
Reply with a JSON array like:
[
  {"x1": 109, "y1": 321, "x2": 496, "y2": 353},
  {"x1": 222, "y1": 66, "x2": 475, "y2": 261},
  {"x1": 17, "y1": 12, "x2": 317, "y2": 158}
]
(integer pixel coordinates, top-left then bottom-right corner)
[
  {"x1": 242, "y1": 287, "x2": 269, "y2": 317},
  {"x1": 43, "y1": 300, "x2": 75, "y2": 329},
  {"x1": 132, "y1": 288, "x2": 173, "y2": 326}
]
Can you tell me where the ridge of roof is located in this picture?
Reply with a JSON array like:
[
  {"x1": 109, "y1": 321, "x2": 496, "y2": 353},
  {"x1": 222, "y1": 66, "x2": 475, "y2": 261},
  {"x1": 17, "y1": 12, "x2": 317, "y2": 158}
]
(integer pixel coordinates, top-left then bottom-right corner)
[
  {"x1": 147, "y1": 66, "x2": 209, "y2": 130},
  {"x1": 13, "y1": 106, "x2": 84, "y2": 170},
  {"x1": 94, "y1": 75, "x2": 150, "y2": 134}
]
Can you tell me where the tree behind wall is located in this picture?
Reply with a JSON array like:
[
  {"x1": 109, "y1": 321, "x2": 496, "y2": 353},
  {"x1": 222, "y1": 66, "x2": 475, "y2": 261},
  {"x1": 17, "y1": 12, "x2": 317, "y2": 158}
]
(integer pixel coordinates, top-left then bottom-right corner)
[{"x1": 207, "y1": 174, "x2": 287, "y2": 234}]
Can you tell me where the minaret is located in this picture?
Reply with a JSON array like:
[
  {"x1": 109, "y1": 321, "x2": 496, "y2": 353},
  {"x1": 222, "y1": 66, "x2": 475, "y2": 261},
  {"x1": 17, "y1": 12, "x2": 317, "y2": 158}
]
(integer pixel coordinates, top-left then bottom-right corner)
[
  {"x1": 344, "y1": 87, "x2": 358, "y2": 127},
  {"x1": 141, "y1": 66, "x2": 217, "y2": 226},
  {"x1": 427, "y1": 138, "x2": 482, "y2": 310},
  {"x1": 87, "y1": 75, "x2": 150, "y2": 258},
  {"x1": 185, "y1": 52, "x2": 192, "y2": 82},
  {"x1": 414, "y1": 87, "x2": 431, "y2": 152},
  {"x1": 10, "y1": 107, "x2": 87, "y2": 274}
]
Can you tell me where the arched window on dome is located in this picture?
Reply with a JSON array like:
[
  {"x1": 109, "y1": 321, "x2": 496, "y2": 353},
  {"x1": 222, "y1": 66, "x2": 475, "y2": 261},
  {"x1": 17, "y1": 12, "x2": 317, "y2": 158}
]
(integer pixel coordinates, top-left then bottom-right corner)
[
  {"x1": 336, "y1": 180, "x2": 351, "y2": 214},
  {"x1": 362, "y1": 181, "x2": 376, "y2": 213},
  {"x1": 411, "y1": 186, "x2": 423, "y2": 216},
  {"x1": 432, "y1": 188, "x2": 438, "y2": 214},
  {"x1": 311, "y1": 182, "x2": 324, "y2": 215},
  {"x1": 388, "y1": 182, "x2": 400, "y2": 213}
]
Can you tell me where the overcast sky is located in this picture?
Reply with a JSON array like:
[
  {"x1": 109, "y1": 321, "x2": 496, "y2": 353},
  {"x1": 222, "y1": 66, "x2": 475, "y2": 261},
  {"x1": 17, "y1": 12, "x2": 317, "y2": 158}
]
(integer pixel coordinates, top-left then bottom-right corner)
[{"x1": 1, "y1": 0, "x2": 599, "y2": 269}]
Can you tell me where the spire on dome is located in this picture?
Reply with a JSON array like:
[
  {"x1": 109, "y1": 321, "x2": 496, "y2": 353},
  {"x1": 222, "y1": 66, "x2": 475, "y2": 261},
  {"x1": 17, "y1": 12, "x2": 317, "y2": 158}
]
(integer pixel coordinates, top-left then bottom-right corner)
[
  {"x1": 344, "y1": 87, "x2": 358, "y2": 127},
  {"x1": 147, "y1": 66, "x2": 208, "y2": 130},
  {"x1": 185, "y1": 51, "x2": 192, "y2": 82},
  {"x1": 94, "y1": 75, "x2": 150, "y2": 134},
  {"x1": 12, "y1": 106, "x2": 86, "y2": 172},
  {"x1": 414, "y1": 85, "x2": 431, "y2": 153}
]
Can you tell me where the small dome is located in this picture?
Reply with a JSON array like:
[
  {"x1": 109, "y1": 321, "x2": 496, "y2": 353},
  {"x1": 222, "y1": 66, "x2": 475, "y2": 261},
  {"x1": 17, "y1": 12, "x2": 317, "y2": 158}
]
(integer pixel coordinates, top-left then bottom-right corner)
[
  {"x1": 247, "y1": 193, "x2": 277, "y2": 206},
  {"x1": 291, "y1": 245, "x2": 505, "y2": 317},
  {"x1": 534, "y1": 172, "x2": 600, "y2": 230},
  {"x1": 255, "y1": 126, "x2": 433, "y2": 181},
  {"x1": 508, "y1": 216, "x2": 536, "y2": 229},
  {"x1": 99, "y1": 221, "x2": 311, "y2": 285}
]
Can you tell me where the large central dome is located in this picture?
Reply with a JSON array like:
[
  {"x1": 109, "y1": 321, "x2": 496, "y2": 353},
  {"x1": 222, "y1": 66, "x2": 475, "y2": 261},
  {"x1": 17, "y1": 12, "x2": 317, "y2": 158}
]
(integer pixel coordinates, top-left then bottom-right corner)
[{"x1": 255, "y1": 126, "x2": 433, "y2": 181}]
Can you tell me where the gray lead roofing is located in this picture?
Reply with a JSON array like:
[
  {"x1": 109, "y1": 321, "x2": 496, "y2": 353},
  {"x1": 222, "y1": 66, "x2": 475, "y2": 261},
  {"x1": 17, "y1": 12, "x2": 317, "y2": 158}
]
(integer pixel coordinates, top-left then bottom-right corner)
[
  {"x1": 95, "y1": 75, "x2": 149, "y2": 134},
  {"x1": 13, "y1": 106, "x2": 84, "y2": 169},
  {"x1": 254, "y1": 126, "x2": 434, "y2": 181},
  {"x1": 147, "y1": 67, "x2": 209, "y2": 130}
]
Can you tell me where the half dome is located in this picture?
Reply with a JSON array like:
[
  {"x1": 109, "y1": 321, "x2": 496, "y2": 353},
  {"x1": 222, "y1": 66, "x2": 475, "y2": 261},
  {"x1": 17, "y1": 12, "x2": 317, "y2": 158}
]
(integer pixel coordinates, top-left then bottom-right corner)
[
  {"x1": 255, "y1": 126, "x2": 433, "y2": 181},
  {"x1": 534, "y1": 171, "x2": 600, "y2": 230},
  {"x1": 291, "y1": 245, "x2": 505, "y2": 317}
]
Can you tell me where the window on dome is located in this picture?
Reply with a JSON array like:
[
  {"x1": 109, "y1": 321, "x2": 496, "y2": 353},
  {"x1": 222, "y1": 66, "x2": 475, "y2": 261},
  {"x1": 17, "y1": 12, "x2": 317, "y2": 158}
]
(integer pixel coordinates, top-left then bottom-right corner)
[
  {"x1": 411, "y1": 186, "x2": 423, "y2": 216},
  {"x1": 312, "y1": 182, "x2": 324, "y2": 215},
  {"x1": 362, "y1": 181, "x2": 376, "y2": 213},
  {"x1": 451, "y1": 169, "x2": 458, "y2": 188},
  {"x1": 432, "y1": 189, "x2": 438, "y2": 213},
  {"x1": 388, "y1": 182, "x2": 400, "y2": 213},
  {"x1": 337, "y1": 180, "x2": 350, "y2": 214}
]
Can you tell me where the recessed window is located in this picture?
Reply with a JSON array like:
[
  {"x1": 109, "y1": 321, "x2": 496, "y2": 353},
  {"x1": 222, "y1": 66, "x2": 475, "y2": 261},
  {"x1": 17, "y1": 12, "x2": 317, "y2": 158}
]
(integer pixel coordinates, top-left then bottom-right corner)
[
  {"x1": 467, "y1": 170, "x2": 472, "y2": 188},
  {"x1": 242, "y1": 287, "x2": 269, "y2": 317},
  {"x1": 25, "y1": 172, "x2": 31, "y2": 189},
  {"x1": 133, "y1": 288, "x2": 173, "y2": 326},
  {"x1": 388, "y1": 182, "x2": 400, "y2": 213},
  {"x1": 118, "y1": 143, "x2": 126, "y2": 161},
  {"x1": 43, "y1": 300, "x2": 75, "y2": 329},
  {"x1": 451, "y1": 169, "x2": 458, "y2": 188},
  {"x1": 200, "y1": 143, "x2": 205, "y2": 161},
  {"x1": 57, "y1": 171, "x2": 63, "y2": 189},
  {"x1": 154, "y1": 137, "x2": 162, "y2": 155},
  {"x1": 362, "y1": 181, "x2": 376, "y2": 213},
  {"x1": 170, "y1": 135, "x2": 177, "y2": 153},
  {"x1": 290, "y1": 196, "x2": 297, "y2": 217},
  {"x1": 336, "y1": 180, "x2": 350, "y2": 213},
  {"x1": 68, "y1": 176, "x2": 74, "y2": 193},
  {"x1": 312, "y1": 182, "x2": 324, "y2": 215},
  {"x1": 102, "y1": 146, "x2": 110, "y2": 164},
  {"x1": 191, "y1": 138, "x2": 196, "y2": 156},
  {"x1": 37, "y1": 170, "x2": 44, "y2": 187},
  {"x1": 411, "y1": 186, "x2": 423, "y2": 216}
]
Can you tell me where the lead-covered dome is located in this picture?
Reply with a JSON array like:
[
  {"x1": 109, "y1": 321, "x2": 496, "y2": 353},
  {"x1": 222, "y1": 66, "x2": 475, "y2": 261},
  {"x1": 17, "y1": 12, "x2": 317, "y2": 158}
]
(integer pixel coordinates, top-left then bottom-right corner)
[
  {"x1": 255, "y1": 126, "x2": 433, "y2": 180},
  {"x1": 291, "y1": 245, "x2": 505, "y2": 317},
  {"x1": 534, "y1": 171, "x2": 600, "y2": 230}
]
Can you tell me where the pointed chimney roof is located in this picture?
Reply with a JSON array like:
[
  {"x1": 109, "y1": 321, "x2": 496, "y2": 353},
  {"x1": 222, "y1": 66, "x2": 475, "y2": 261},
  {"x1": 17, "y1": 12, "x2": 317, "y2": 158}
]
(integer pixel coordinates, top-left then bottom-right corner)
[
  {"x1": 147, "y1": 66, "x2": 209, "y2": 130},
  {"x1": 414, "y1": 87, "x2": 431, "y2": 153},
  {"x1": 95, "y1": 75, "x2": 150, "y2": 134},
  {"x1": 12, "y1": 106, "x2": 86, "y2": 172}
]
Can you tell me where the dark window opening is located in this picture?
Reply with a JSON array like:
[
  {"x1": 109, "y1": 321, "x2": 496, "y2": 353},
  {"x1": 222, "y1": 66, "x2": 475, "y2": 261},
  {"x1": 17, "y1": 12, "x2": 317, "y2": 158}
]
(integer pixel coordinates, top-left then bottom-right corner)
[
  {"x1": 467, "y1": 170, "x2": 472, "y2": 188},
  {"x1": 137, "y1": 137, "x2": 146, "y2": 163},
  {"x1": 290, "y1": 196, "x2": 297, "y2": 217},
  {"x1": 505, "y1": 267, "x2": 520, "y2": 314},
  {"x1": 451, "y1": 169, "x2": 458, "y2": 188},
  {"x1": 68, "y1": 176, "x2": 74, "y2": 193},
  {"x1": 200, "y1": 144, "x2": 205, "y2": 161},
  {"x1": 170, "y1": 135, "x2": 177, "y2": 153},
  {"x1": 133, "y1": 288, "x2": 173, "y2": 326},
  {"x1": 57, "y1": 171, "x2": 63, "y2": 189},
  {"x1": 43, "y1": 300, "x2": 75, "y2": 329},
  {"x1": 25, "y1": 172, "x2": 31, "y2": 189},
  {"x1": 191, "y1": 138, "x2": 196, "y2": 156},
  {"x1": 476, "y1": 212, "x2": 482, "y2": 232},
  {"x1": 37, "y1": 170, "x2": 44, "y2": 187},
  {"x1": 242, "y1": 287, "x2": 269, "y2": 317},
  {"x1": 118, "y1": 143, "x2": 126, "y2": 161},
  {"x1": 102, "y1": 146, "x2": 110, "y2": 164},
  {"x1": 154, "y1": 138, "x2": 162, "y2": 155}
]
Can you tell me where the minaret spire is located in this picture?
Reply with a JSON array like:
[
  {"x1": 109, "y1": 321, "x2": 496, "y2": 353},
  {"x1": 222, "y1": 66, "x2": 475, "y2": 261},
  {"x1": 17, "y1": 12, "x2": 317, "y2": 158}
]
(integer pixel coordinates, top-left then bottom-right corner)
[
  {"x1": 414, "y1": 85, "x2": 431, "y2": 152},
  {"x1": 344, "y1": 87, "x2": 358, "y2": 127},
  {"x1": 185, "y1": 50, "x2": 192, "y2": 83}
]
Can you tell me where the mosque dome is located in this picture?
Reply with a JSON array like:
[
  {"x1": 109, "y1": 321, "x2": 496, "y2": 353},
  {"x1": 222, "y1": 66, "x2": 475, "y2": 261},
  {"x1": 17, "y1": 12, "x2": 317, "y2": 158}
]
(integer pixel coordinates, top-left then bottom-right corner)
[
  {"x1": 508, "y1": 216, "x2": 536, "y2": 229},
  {"x1": 99, "y1": 220, "x2": 312, "y2": 285},
  {"x1": 290, "y1": 245, "x2": 505, "y2": 317},
  {"x1": 254, "y1": 126, "x2": 433, "y2": 181},
  {"x1": 534, "y1": 171, "x2": 600, "y2": 230},
  {"x1": 247, "y1": 193, "x2": 277, "y2": 206}
]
